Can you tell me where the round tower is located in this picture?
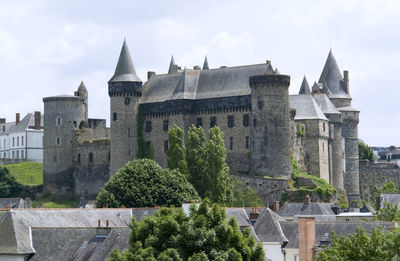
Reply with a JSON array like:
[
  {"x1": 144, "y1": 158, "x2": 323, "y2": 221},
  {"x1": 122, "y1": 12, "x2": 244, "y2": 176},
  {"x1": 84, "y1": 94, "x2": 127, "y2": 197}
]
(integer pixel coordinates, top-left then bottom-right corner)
[
  {"x1": 108, "y1": 40, "x2": 143, "y2": 175},
  {"x1": 249, "y1": 71, "x2": 292, "y2": 178},
  {"x1": 42, "y1": 87, "x2": 87, "y2": 194}
]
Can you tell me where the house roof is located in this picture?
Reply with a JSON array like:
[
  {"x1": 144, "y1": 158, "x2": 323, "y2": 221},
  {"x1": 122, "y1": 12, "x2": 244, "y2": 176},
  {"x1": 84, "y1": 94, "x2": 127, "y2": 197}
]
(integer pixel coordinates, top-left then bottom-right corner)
[
  {"x1": 0, "y1": 198, "x2": 28, "y2": 209},
  {"x1": 225, "y1": 208, "x2": 251, "y2": 228},
  {"x1": 254, "y1": 208, "x2": 288, "y2": 243},
  {"x1": 380, "y1": 194, "x2": 400, "y2": 208},
  {"x1": 312, "y1": 93, "x2": 341, "y2": 115},
  {"x1": 289, "y1": 95, "x2": 328, "y2": 121},
  {"x1": 108, "y1": 40, "x2": 142, "y2": 83},
  {"x1": 141, "y1": 62, "x2": 274, "y2": 103},
  {"x1": 277, "y1": 202, "x2": 334, "y2": 217},
  {"x1": 2, "y1": 113, "x2": 43, "y2": 135},
  {"x1": 299, "y1": 76, "x2": 311, "y2": 94},
  {"x1": 318, "y1": 50, "x2": 351, "y2": 99}
]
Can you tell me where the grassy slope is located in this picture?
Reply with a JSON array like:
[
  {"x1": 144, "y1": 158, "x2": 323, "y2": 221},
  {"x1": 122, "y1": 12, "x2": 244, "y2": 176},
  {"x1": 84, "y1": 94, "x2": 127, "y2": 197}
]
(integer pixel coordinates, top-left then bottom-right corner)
[{"x1": 6, "y1": 162, "x2": 43, "y2": 185}]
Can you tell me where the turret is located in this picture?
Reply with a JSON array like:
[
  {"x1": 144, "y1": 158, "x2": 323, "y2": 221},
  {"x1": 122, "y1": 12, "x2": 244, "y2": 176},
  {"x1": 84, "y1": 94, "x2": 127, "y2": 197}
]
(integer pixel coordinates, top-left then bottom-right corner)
[
  {"x1": 74, "y1": 81, "x2": 88, "y2": 121},
  {"x1": 202, "y1": 56, "x2": 209, "y2": 70},
  {"x1": 249, "y1": 67, "x2": 292, "y2": 178},
  {"x1": 108, "y1": 40, "x2": 143, "y2": 175}
]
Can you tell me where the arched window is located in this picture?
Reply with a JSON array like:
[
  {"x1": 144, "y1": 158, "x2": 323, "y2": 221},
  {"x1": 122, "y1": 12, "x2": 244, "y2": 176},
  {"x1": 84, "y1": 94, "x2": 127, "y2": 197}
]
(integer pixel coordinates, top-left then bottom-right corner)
[{"x1": 56, "y1": 137, "x2": 61, "y2": 145}]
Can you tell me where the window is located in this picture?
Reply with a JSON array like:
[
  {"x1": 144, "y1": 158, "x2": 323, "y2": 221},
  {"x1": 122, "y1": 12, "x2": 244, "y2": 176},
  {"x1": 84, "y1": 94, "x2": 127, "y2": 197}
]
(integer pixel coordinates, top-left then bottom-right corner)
[
  {"x1": 56, "y1": 137, "x2": 61, "y2": 145},
  {"x1": 253, "y1": 118, "x2": 257, "y2": 127},
  {"x1": 12, "y1": 151, "x2": 14, "y2": 158},
  {"x1": 128, "y1": 149, "x2": 131, "y2": 156},
  {"x1": 258, "y1": 101, "x2": 263, "y2": 110},
  {"x1": 112, "y1": 112, "x2": 117, "y2": 121},
  {"x1": 243, "y1": 114, "x2": 249, "y2": 127},
  {"x1": 21, "y1": 150, "x2": 24, "y2": 159},
  {"x1": 89, "y1": 152, "x2": 94, "y2": 163},
  {"x1": 56, "y1": 117, "x2": 62, "y2": 126},
  {"x1": 12, "y1": 137, "x2": 15, "y2": 147},
  {"x1": 164, "y1": 140, "x2": 168, "y2": 153},
  {"x1": 145, "y1": 121, "x2": 152, "y2": 132},
  {"x1": 21, "y1": 136, "x2": 24, "y2": 146},
  {"x1": 323, "y1": 122, "x2": 326, "y2": 132},
  {"x1": 227, "y1": 115, "x2": 235, "y2": 128},
  {"x1": 196, "y1": 117, "x2": 203, "y2": 128},
  {"x1": 17, "y1": 137, "x2": 19, "y2": 146},
  {"x1": 77, "y1": 153, "x2": 81, "y2": 163},
  {"x1": 323, "y1": 142, "x2": 325, "y2": 151},
  {"x1": 163, "y1": 120, "x2": 169, "y2": 132},
  {"x1": 16, "y1": 151, "x2": 19, "y2": 159},
  {"x1": 210, "y1": 116, "x2": 217, "y2": 128},
  {"x1": 74, "y1": 121, "x2": 77, "y2": 127},
  {"x1": 245, "y1": 136, "x2": 249, "y2": 149},
  {"x1": 229, "y1": 137, "x2": 233, "y2": 150},
  {"x1": 53, "y1": 155, "x2": 57, "y2": 163},
  {"x1": 128, "y1": 128, "x2": 131, "y2": 137}
]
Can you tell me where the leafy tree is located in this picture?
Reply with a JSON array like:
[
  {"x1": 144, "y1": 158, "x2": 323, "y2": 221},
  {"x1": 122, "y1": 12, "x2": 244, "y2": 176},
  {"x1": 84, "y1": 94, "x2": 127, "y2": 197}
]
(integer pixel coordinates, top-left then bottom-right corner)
[
  {"x1": 375, "y1": 202, "x2": 400, "y2": 221},
  {"x1": 205, "y1": 127, "x2": 232, "y2": 205},
  {"x1": 95, "y1": 159, "x2": 198, "y2": 208},
  {"x1": 379, "y1": 181, "x2": 398, "y2": 194},
  {"x1": 359, "y1": 140, "x2": 375, "y2": 162},
  {"x1": 167, "y1": 125, "x2": 188, "y2": 177},
  {"x1": 0, "y1": 166, "x2": 22, "y2": 197},
  {"x1": 109, "y1": 200, "x2": 265, "y2": 260},
  {"x1": 317, "y1": 227, "x2": 400, "y2": 261},
  {"x1": 231, "y1": 176, "x2": 263, "y2": 207},
  {"x1": 186, "y1": 125, "x2": 207, "y2": 197}
]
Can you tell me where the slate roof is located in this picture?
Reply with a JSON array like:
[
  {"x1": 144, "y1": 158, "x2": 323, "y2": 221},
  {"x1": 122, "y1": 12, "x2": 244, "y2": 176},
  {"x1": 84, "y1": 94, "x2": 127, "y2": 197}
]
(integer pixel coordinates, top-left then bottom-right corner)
[
  {"x1": 312, "y1": 93, "x2": 341, "y2": 115},
  {"x1": 277, "y1": 202, "x2": 334, "y2": 217},
  {"x1": 254, "y1": 208, "x2": 288, "y2": 243},
  {"x1": 380, "y1": 194, "x2": 400, "y2": 208},
  {"x1": 225, "y1": 208, "x2": 251, "y2": 228},
  {"x1": 108, "y1": 40, "x2": 142, "y2": 83},
  {"x1": 299, "y1": 76, "x2": 311, "y2": 94},
  {"x1": 77, "y1": 81, "x2": 87, "y2": 92},
  {"x1": 202, "y1": 56, "x2": 209, "y2": 70},
  {"x1": 289, "y1": 95, "x2": 328, "y2": 120},
  {"x1": 2, "y1": 113, "x2": 43, "y2": 135},
  {"x1": 0, "y1": 198, "x2": 30, "y2": 209},
  {"x1": 141, "y1": 63, "x2": 274, "y2": 103},
  {"x1": 168, "y1": 55, "x2": 175, "y2": 74},
  {"x1": 318, "y1": 50, "x2": 351, "y2": 99}
]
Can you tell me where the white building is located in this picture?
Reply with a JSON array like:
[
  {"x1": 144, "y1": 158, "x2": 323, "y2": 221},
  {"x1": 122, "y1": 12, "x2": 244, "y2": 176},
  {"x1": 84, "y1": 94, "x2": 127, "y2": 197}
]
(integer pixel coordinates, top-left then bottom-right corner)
[{"x1": 0, "y1": 112, "x2": 43, "y2": 162}]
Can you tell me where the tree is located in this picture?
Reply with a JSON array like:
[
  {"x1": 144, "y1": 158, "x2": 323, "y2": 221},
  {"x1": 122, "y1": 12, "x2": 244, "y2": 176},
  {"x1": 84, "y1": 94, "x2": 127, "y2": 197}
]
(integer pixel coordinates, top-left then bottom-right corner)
[
  {"x1": 359, "y1": 140, "x2": 375, "y2": 162},
  {"x1": 204, "y1": 127, "x2": 232, "y2": 205},
  {"x1": 95, "y1": 159, "x2": 198, "y2": 208},
  {"x1": 167, "y1": 125, "x2": 188, "y2": 177},
  {"x1": 109, "y1": 200, "x2": 265, "y2": 260},
  {"x1": 316, "y1": 227, "x2": 400, "y2": 261},
  {"x1": 231, "y1": 176, "x2": 263, "y2": 207},
  {"x1": 186, "y1": 125, "x2": 207, "y2": 198},
  {"x1": 379, "y1": 181, "x2": 398, "y2": 194},
  {"x1": 0, "y1": 166, "x2": 22, "y2": 197},
  {"x1": 375, "y1": 202, "x2": 400, "y2": 221}
]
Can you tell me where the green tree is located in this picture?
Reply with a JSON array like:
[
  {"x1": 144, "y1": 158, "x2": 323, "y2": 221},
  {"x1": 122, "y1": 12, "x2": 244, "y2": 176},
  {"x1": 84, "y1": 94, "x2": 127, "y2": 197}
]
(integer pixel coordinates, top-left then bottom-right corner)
[
  {"x1": 167, "y1": 125, "x2": 188, "y2": 177},
  {"x1": 359, "y1": 140, "x2": 375, "y2": 162},
  {"x1": 231, "y1": 176, "x2": 263, "y2": 207},
  {"x1": 109, "y1": 200, "x2": 265, "y2": 261},
  {"x1": 375, "y1": 202, "x2": 400, "y2": 221},
  {"x1": 379, "y1": 181, "x2": 398, "y2": 194},
  {"x1": 95, "y1": 159, "x2": 198, "y2": 208},
  {"x1": 186, "y1": 125, "x2": 207, "y2": 197},
  {"x1": 317, "y1": 227, "x2": 400, "y2": 261},
  {"x1": 0, "y1": 166, "x2": 22, "y2": 197},
  {"x1": 205, "y1": 127, "x2": 232, "y2": 205}
]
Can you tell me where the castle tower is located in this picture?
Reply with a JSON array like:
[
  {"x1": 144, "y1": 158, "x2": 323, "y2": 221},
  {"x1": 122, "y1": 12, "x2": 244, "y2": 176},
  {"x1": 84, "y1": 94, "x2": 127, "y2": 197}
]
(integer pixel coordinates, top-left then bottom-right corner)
[
  {"x1": 319, "y1": 50, "x2": 360, "y2": 209},
  {"x1": 108, "y1": 40, "x2": 143, "y2": 175},
  {"x1": 249, "y1": 68, "x2": 292, "y2": 177},
  {"x1": 42, "y1": 84, "x2": 87, "y2": 194},
  {"x1": 74, "y1": 81, "x2": 88, "y2": 121}
]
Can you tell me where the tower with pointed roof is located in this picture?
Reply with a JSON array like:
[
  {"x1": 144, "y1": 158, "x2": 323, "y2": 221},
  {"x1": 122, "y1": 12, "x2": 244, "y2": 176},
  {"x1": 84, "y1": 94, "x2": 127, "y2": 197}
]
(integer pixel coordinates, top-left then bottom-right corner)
[{"x1": 108, "y1": 40, "x2": 143, "y2": 174}]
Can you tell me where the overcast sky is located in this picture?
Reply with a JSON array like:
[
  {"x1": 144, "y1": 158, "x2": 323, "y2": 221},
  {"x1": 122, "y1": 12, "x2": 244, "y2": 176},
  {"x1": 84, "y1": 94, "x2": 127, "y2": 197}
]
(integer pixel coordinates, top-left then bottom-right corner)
[{"x1": 0, "y1": 0, "x2": 399, "y2": 146}]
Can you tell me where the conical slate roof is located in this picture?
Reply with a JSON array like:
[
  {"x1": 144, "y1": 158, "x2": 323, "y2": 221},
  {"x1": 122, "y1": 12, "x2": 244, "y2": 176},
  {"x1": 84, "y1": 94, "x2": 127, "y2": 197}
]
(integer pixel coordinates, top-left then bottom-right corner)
[
  {"x1": 108, "y1": 40, "x2": 142, "y2": 83},
  {"x1": 299, "y1": 76, "x2": 310, "y2": 94},
  {"x1": 202, "y1": 56, "x2": 209, "y2": 70},
  {"x1": 318, "y1": 50, "x2": 350, "y2": 99},
  {"x1": 77, "y1": 81, "x2": 87, "y2": 92},
  {"x1": 168, "y1": 55, "x2": 175, "y2": 74}
]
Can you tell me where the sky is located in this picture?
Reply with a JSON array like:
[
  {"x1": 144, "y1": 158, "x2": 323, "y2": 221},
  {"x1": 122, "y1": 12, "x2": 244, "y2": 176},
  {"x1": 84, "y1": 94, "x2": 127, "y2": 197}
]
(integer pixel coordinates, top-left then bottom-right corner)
[{"x1": 0, "y1": 0, "x2": 399, "y2": 146}]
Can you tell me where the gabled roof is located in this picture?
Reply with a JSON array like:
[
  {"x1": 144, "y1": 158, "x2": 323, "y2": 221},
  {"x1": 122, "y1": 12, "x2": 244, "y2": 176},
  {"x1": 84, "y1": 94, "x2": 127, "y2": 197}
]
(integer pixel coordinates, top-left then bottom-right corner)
[
  {"x1": 299, "y1": 76, "x2": 311, "y2": 94},
  {"x1": 108, "y1": 40, "x2": 142, "y2": 83},
  {"x1": 2, "y1": 113, "x2": 43, "y2": 135},
  {"x1": 312, "y1": 93, "x2": 341, "y2": 115},
  {"x1": 289, "y1": 95, "x2": 328, "y2": 121},
  {"x1": 318, "y1": 50, "x2": 351, "y2": 99},
  {"x1": 254, "y1": 208, "x2": 288, "y2": 243},
  {"x1": 225, "y1": 208, "x2": 251, "y2": 228},
  {"x1": 277, "y1": 202, "x2": 334, "y2": 217}
]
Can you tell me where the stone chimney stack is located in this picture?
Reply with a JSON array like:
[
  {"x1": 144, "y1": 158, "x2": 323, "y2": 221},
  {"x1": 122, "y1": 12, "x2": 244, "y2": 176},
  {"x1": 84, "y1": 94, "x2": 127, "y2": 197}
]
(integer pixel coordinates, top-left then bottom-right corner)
[
  {"x1": 304, "y1": 195, "x2": 311, "y2": 205},
  {"x1": 34, "y1": 111, "x2": 41, "y2": 130},
  {"x1": 147, "y1": 71, "x2": 155, "y2": 80},
  {"x1": 343, "y1": 70, "x2": 349, "y2": 93},
  {"x1": 16, "y1": 113, "x2": 20, "y2": 125},
  {"x1": 298, "y1": 216, "x2": 316, "y2": 261}
]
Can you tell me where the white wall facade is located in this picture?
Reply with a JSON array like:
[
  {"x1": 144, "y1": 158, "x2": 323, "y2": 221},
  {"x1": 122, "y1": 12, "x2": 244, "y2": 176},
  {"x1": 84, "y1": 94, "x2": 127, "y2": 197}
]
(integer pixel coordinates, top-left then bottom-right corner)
[
  {"x1": 263, "y1": 242, "x2": 284, "y2": 261},
  {"x1": 0, "y1": 254, "x2": 28, "y2": 261},
  {"x1": 283, "y1": 248, "x2": 299, "y2": 261},
  {"x1": 0, "y1": 130, "x2": 43, "y2": 162}
]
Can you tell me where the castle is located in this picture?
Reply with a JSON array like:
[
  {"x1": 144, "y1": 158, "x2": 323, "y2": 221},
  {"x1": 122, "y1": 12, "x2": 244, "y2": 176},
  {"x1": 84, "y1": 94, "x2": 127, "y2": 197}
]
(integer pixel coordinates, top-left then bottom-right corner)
[{"x1": 43, "y1": 41, "x2": 360, "y2": 207}]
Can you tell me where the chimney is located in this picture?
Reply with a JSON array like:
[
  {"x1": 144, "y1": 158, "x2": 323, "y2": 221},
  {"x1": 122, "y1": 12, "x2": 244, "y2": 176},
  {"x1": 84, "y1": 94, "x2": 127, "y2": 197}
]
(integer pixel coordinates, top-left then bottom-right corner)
[
  {"x1": 16, "y1": 113, "x2": 20, "y2": 125},
  {"x1": 193, "y1": 65, "x2": 201, "y2": 70},
  {"x1": 98, "y1": 219, "x2": 101, "y2": 227},
  {"x1": 343, "y1": 70, "x2": 349, "y2": 93},
  {"x1": 34, "y1": 111, "x2": 41, "y2": 130},
  {"x1": 298, "y1": 216, "x2": 316, "y2": 261},
  {"x1": 147, "y1": 71, "x2": 156, "y2": 80},
  {"x1": 304, "y1": 195, "x2": 311, "y2": 205},
  {"x1": 274, "y1": 201, "x2": 280, "y2": 211},
  {"x1": 0, "y1": 118, "x2": 5, "y2": 124},
  {"x1": 106, "y1": 219, "x2": 110, "y2": 227}
]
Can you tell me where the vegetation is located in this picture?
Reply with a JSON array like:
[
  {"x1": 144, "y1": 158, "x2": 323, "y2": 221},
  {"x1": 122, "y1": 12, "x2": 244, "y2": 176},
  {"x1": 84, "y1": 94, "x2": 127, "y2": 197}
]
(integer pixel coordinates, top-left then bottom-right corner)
[
  {"x1": 96, "y1": 159, "x2": 198, "y2": 208},
  {"x1": 32, "y1": 192, "x2": 79, "y2": 208},
  {"x1": 296, "y1": 122, "x2": 305, "y2": 137},
  {"x1": 6, "y1": 161, "x2": 43, "y2": 185},
  {"x1": 375, "y1": 202, "x2": 400, "y2": 221},
  {"x1": 0, "y1": 165, "x2": 22, "y2": 197},
  {"x1": 317, "y1": 227, "x2": 400, "y2": 261},
  {"x1": 231, "y1": 176, "x2": 263, "y2": 207},
  {"x1": 167, "y1": 125, "x2": 188, "y2": 177},
  {"x1": 109, "y1": 200, "x2": 265, "y2": 261},
  {"x1": 137, "y1": 108, "x2": 154, "y2": 159},
  {"x1": 337, "y1": 190, "x2": 349, "y2": 209},
  {"x1": 359, "y1": 140, "x2": 375, "y2": 162},
  {"x1": 379, "y1": 181, "x2": 398, "y2": 194}
]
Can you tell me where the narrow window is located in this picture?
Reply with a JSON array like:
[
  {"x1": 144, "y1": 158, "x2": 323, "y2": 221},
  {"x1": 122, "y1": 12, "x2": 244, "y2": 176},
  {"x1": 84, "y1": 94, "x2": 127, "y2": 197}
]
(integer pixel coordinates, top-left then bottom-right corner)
[
  {"x1": 53, "y1": 155, "x2": 57, "y2": 163},
  {"x1": 258, "y1": 101, "x2": 263, "y2": 110},
  {"x1": 210, "y1": 116, "x2": 217, "y2": 128},
  {"x1": 243, "y1": 114, "x2": 249, "y2": 127},
  {"x1": 112, "y1": 112, "x2": 117, "y2": 121},
  {"x1": 253, "y1": 118, "x2": 257, "y2": 127},
  {"x1": 12, "y1": 151, "x2": 14, "y2": 158},
  {"x1": 164, "y1": 140, "x2": 168, "y2": 153},
  {"x1": 21, "y1": 136, "x2": 24, "y2": 146},
  {"x1": 12, "y1": 137, "x2": 15, "y2": 147},
  {"x1": 17, "y1": 137, "x2": 19, "y2": 146},
  {"x1": 128, "y1": 128, "x2": 131, "y2": 137},
  {"x1": 227, "y1": 115, "x2": 235, "y2": 128},
  {"x1": 16, "y1": 151, "x2": 19, "y2": 159},
  {"x1": 145, "y1": 121, "x2": 152, "y2": 132},
  {"x1": 323, "y1": 122, "x2": 326, "y2": 132},
  {"x1": 229, "y1": 137, "x2": 233, "y2": 150},
  {"x1": 245, "y1": 136, "x2": 249, "y2": 149},
  {"x1": 128, "y1": 149, "x2": 131, "y2": 156},
  {"x1": 74, "y1": 121, "x2": 77, "y2": 127},
  {"x1": 108, "y1": 151, "x2": 110, "y2": 161},
  {"x1": 77, "y1": 153, "x2": 81, "y2": 163},
  {"x1": 196, "y1": 117, "x2": 203, "y2": 128},
  {"x1": 56, "y1": 117, "x2": 62, "y2": 126},
  {"x1": 56, "y1": 137, "x2": 61, "y2": 145},
  {"x1": 323, "y1": 142, "x2": 325, "y2": 151},
  {"x1": 89, "y1": 152, "x2": 94, "y2": 163},
  {"x1": 163, "y1": 120, "x2": 169, "y2": 132},
  {"x1": 21, "y1": 150, "x2": 24, "y2": 159}
]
